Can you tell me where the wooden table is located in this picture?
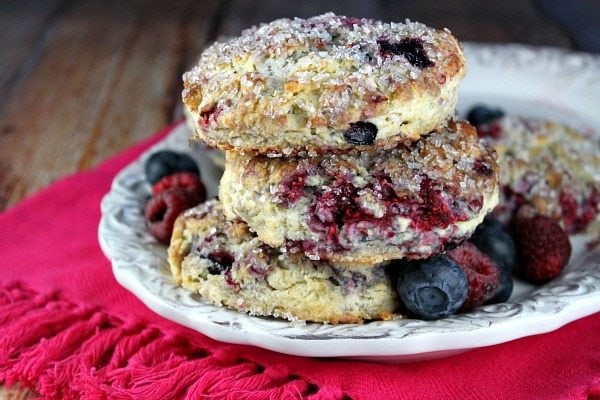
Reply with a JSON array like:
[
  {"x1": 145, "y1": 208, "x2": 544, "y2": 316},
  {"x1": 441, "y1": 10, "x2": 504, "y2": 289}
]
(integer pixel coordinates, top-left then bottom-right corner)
[{"x1": 0, "y1": 0, "x2": 590, "y2": 398}]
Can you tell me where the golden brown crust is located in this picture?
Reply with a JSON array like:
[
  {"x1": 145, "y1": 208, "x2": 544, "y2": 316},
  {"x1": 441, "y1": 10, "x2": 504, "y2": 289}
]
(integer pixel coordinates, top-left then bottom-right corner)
[
  {"x1": 183, "y1": 13, "x2": 466, "y2": 155},
  {"x1": 481, "y1": 115, "x2": 600, "y2": 233},
  {"x1": 220, "y1": 120, "x2": 499, "y2": 264},
  {"x1": 168, "y1": 200, "x2": 400, "y2": 324}
]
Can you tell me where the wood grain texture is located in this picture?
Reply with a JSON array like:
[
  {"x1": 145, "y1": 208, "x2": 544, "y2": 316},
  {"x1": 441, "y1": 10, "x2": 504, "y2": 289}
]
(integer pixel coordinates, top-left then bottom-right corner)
[
  {"x1": 0, "y1": 0, "x2": 577, "y2": 211},
  {"x1": 0, "y1": 1, "x2": 579, "y2": 398},
  {"x1": 0, "y1": 0, "x2": 220, "y2": 210},
  {"x1": 218, "y1": 0, "x2": 574, "y2": 48},
  {"x1": 215, "y1": 0, "x2": 385, "y2": 37},
  {"x1": 0, "y1": 0, "x2": 65, "y2": 114},
  {"x1": 383, "y1": 0, "x2": 575, "y2": 48}
]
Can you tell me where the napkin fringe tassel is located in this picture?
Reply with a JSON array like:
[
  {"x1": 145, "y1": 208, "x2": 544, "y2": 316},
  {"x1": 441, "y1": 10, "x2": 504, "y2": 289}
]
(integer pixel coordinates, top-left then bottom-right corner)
[{"x1": 0, "y1": 282, "x2": 344, "y2": 399}]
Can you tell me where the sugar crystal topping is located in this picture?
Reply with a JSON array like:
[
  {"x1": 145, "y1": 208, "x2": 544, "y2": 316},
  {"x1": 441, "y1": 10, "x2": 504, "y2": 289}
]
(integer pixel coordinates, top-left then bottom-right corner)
[
  {"x1": 271, "y1": 121, "x2": 497, "y2": 204},
  {"x1": 183, "y1": 13, "x2": 457, "y2": 99},
  {"x1": 481, "y1": 115, "x2": 600, "y2": 232}
]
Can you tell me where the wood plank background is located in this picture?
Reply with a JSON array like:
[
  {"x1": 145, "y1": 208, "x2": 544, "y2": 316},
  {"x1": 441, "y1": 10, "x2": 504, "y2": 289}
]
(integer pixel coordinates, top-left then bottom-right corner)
[
  {"x1": 0, "y1": 0, "x2": 583, "y2": 212},
  {"x1": 0, "y1": 0, "x2": 596, "y2": 397}
]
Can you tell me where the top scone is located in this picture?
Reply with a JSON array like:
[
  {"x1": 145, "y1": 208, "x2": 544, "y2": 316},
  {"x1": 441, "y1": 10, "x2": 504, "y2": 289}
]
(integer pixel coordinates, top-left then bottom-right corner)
[{"x1": 182, "y1": 13, "x2": 466, "y2": 156}]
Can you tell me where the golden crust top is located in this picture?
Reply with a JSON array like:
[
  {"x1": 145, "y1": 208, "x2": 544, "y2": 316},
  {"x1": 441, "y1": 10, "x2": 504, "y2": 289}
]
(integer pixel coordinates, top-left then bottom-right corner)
[
  {"x1": 168, "y1": 200, "x2": 398, "y2": 323},
  {"x1": 481, "y1": 115, "x2": 600, "y2": 233},
  {"x1": 219, "y1": 121, "x2": 499, "y2": 264},
  {"x1": 182, "y1": 13, "x2": 465, "y2": 155}
]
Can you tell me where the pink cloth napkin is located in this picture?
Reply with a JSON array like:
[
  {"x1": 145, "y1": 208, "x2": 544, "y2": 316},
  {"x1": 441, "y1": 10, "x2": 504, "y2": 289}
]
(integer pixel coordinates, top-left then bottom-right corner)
[{"x1": 0, "y1": 122, "x2": 599, "y2": 400}]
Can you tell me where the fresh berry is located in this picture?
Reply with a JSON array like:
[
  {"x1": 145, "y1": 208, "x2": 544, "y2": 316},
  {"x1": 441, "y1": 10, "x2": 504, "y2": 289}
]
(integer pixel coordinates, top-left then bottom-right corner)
[
  {"x1": 396, "y1": 255, "x2": 468, "y2": 320},
  {"x1": 469, "y1": 217, "x2": 517, "y2": 272},
  {"x1": 470, "y1": 218, "x2": 515, "y2": 304},
  {"x1": 205, "y1": 251, "x2": 235, "y2": 275},
  {"x1": 466, "y1": 105, "x2": 504, "y2": 127},
  {"x1": 447, "y1": 242, "x2": 501, "y2": 311},
  {"x1": 144, "y1": 151, "x2": 199, "y2": 184},
  {"x1": 277, "y1": 170, "x2": 307, "y2": 206},
  {"x1": 486, "y1": 267, "x2": 513, "y2": 304},
  {"x1": 343, "y1": 121, "x2": 378, "y2": 145},
  {"x1": 377, "y1": 38, "x2": 434, "y2": 68},
  {"x1": 513, "y1": 213, "x2": 572, "y2": 284},
  {"x1": 144, "y1": 188, "x2": 198, "y2": 244},
  {"x1": 152, "y1": 171, "x2": 206, "y2": 204}
]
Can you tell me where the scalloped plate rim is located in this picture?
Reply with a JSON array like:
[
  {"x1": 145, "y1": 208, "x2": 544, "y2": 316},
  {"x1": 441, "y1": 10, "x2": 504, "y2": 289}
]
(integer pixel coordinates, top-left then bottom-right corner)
[{"x1": 99, "y1": 43, "x2": 600, "y2": 361}]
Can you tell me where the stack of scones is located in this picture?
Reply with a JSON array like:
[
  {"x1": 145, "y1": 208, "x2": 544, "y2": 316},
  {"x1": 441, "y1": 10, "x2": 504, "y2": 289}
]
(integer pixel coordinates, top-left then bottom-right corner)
[{"x1": 168, "y1": 13, "x2": 499, "y2": 323}]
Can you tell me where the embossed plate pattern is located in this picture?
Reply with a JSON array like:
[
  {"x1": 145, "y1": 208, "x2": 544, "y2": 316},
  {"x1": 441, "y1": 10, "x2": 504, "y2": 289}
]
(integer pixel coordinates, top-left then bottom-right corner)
[{"x1": 99, "y1": 44, "x2": 600, "y2": 361}]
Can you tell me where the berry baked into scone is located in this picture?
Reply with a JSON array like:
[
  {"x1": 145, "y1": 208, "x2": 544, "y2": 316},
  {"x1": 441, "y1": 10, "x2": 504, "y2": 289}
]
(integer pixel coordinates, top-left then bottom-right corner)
[
  {"x1": 182, "y1": 13, "x2": 465, "y2": 156},
  {"x1": 475, "y1": 114, "x2": 600, "y2": 233},
  {"x1": 220, "y1": 120, "x2": 499, "y2": 264},
  {"x1": 168, "y1": 200, "x2": 398, "y2": 323}
]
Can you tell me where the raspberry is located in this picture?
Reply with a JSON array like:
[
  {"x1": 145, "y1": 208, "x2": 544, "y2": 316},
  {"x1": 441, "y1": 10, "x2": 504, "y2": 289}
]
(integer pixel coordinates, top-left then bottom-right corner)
[
  {"x1": 473, "y1": 158, "x2": 494, "y2": 177},
  {"x1": 277, "y1": 170, "x2": 307, "y2": 206},
  {"x1": 513, "y1": 213, "x2": 572, "y2": 284},
  {"x1": 559, "y1": 190, "x2": 600, "y2": 233},
  {"x1": 413, "y1": 176, "x2": 455, "y2": 231},
  {"x1": 199, "y1": 105, "x2": 220, "y2": 129},
  {"x1": 144, "y1": 188, "x2": 199, "y2": 244},
  {"x1": 152, "y1": 171, "x2": 206, "y2": 204},
  {"x1": 341, "y1": 16, "x2": 362, "y2": 27},
  {"x1": 447, "y1": 242, "x2": 501, "y2": 311}
]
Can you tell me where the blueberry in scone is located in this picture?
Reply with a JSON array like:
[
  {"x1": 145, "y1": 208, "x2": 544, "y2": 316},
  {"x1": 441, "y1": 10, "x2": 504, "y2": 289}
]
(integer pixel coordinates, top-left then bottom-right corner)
[
  {"x1": 168, "y1": 200, "x2": 399, "y2": 324},
  {"x1": 182, "y1": 13, "x2": 466, "y2": 156}
]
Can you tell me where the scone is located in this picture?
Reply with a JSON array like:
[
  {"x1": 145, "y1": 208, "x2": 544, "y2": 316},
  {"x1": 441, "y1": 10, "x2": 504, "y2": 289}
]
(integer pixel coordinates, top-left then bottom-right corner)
[
  {"x1": 220, "y1": 120, "x2": 499, "y2": 264},
  {"x1": 478, "y1": 115, "x2": 600, "y2": 233},
  {"x1": 182, "y1": 13, "x2": 465, "y2": 156},
  {"x1": 168, "y1": 200, "x2": 399, "y2": 323}
]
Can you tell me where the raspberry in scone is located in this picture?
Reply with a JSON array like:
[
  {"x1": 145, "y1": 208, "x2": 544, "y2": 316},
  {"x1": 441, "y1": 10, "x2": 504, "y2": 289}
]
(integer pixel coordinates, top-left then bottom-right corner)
[
  {"x1": 168, "y1": 200, "x2": 399, "y2": 324},
  {"x1": 478, "y1": 115, "x2": 600, "y2": 233},
  {"x1": 182, "y1": 13, "x2": 465, "y2": 156},
  {"x1": 220, "y1": 120, "x2": 499, "y2": 264}
]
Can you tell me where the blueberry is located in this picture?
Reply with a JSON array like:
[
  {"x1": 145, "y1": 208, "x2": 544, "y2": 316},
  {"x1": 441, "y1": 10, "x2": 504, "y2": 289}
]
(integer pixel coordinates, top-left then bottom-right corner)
[
  {"x1": 396, "y1": 255, "x2": 468, "y2": 320},
  {"x1": 343, "y1": 121, "x2": 378, "y2": 145},
  {"x1": 145, "y1": 150, "x2": 199, "y2": 184},
  {"x1": 486, "y1": 267, "x2": 513, "y2": 304},
  {"x1": 377, "y1": 38, "x2": 434, "y2": 68},
  {"x1": 466, "y1": 105, "x2": 505, "y2": 127},
  {"x1": 469, "y1": 217, "x2": 517, "y2": 272},
  {"x1": 205, "y1": 251, "x2": 234, "y2": 275}
]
